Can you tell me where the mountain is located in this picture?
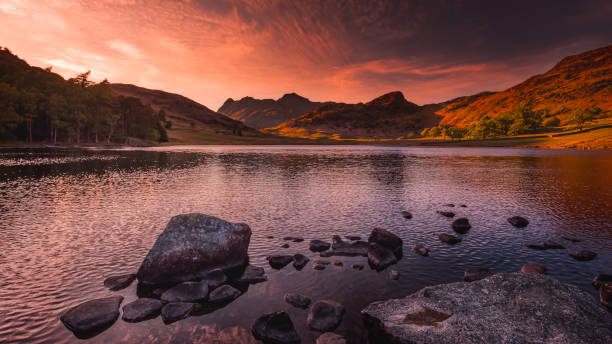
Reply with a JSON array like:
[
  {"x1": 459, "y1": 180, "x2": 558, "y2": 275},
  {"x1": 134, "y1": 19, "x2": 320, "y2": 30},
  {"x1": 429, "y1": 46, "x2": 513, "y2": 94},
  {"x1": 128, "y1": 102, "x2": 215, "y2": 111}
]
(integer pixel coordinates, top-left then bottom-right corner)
[
  {"x1": 111, "y1": 83, "x2": 257, "y2": 133},
  {"x1": 265, "y1": 91, "x2": 443, "y2": 139},
  {"x1": 218, "y1": 93, "x2": 329, "y2": 129},
  {"x1": 437, "y1": 45, "x2": 612, "y2": 125}
]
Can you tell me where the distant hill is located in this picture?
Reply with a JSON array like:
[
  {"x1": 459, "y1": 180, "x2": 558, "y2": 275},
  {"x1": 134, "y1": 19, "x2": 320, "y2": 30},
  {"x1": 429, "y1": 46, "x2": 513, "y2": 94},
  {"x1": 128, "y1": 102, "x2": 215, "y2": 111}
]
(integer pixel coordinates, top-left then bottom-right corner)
[
  {"x1": 111, "y1": 83, "x2": 258, "y2": 134},
  {"x1": 437, "y1": 45, "x2": 612, "y2": 125},
  {"x1": 265, "y1": 91, "x2": 443, "y2": 139},
  {"x1": 218, "y1": 93, "x2": 329, "y2": 129}
]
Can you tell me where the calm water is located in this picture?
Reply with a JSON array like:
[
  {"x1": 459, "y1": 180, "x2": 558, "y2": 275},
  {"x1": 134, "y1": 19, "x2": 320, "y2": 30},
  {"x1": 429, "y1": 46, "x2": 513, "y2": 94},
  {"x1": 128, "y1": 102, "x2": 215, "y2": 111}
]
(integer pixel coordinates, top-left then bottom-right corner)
[{"x1": 0, "y1": 145, "x2": 611, "y2": 344}]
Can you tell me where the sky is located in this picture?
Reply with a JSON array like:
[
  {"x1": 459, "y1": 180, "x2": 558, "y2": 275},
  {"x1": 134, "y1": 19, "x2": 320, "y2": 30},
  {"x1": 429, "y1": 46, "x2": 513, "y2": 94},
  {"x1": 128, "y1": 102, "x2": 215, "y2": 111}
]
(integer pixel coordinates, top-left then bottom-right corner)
[{"x1": 1, "y1": 0, "x2": 611, "y2": 110}]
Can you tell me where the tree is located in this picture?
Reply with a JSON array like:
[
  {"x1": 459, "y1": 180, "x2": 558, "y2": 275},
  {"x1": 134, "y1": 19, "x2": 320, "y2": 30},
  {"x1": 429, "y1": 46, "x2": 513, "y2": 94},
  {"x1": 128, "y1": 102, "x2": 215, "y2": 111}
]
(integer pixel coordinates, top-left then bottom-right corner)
[{"x1": 566, "y1": 109, "x2": 594, "y2": 131}]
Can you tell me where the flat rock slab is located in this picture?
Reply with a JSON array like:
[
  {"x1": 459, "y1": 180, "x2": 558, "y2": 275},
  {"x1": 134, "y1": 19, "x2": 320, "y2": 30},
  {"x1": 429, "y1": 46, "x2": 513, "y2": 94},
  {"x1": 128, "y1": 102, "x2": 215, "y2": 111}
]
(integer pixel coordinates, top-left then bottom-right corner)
[
  {"x1": 268, "y1": 255, "x2": 294, "y2": 269},
  {"x1": 252, "y1": 312, "x2": 300, "y2": 344},
  {"x1": 316, "y1": 332, "x2": 347, "y2": 344},
  {"x1": 321, "y1": 236, "x2": 369, "y2": 257},
  {"x1": 308, "y1": 300, "x2": 345, "y2": 332},
  {"x1": 238, "y1": 265, "x2": 268, "y2": 284},
  {"x1": 569, "y1": 250, "x2": 597, "y2": 261},
  {"x1": 208, "y1": 285, "x2": 241, "y2": 303},
  {"x1": 310, "y1": 240, "x2": 331, "y2": 252},
  {"x1": 284, "y1": 293, "x2": 311, "y2": 309},
  {"x1": 122, "y1": 298, "x2": 162, "y2": 322},
  {"x1": 103, "y1": 274, "x2": 136, "y2": 291},
  {"x1": 362, "y1": 273, "x2": 612, "y2": 344},
  {"x1": 293, "y1": 253, "x2": 310, "y2": 270},
  {"x1": 464, "y1": 268, "x2": 492, "y2": 282},
  {"x1": 60, "y1": 296, "x2": 123, "y2": 337},
  {"x1": 508, "y1": 216, "x2": 529, "y2": 227},
  {"x1": 161, "y1": 302, "x2": 195, "y2": 323},
  {"x1": 161, "y1": 281, "x2": 209, "y2": 302}
]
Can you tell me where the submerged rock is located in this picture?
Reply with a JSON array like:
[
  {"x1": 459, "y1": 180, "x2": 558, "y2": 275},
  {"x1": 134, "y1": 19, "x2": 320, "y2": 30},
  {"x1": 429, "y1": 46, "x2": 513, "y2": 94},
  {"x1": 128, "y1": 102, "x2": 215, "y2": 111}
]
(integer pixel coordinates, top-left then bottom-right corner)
[
  {"x1": 320, "y1": 236, "x2": 369, "y2": 257},
  {"x1": 569, "y1": 250, "x2": 597, "y2": 261},
  {"x1": 60, "y1": 296, "x2": 123, "y2": 337},
  {"x1": 412, "y1": 244, "x2": 429, "y2": 256},
  {"x1": 464, "y1": 268, "x2": 492, "y2": 282},
  {"x1": 543, "y1": 241, "x2": 565, "y2": 249},
  {"x1": 284, "y1": 293, "x2": 311, "y2": 309},
  {"x1": 161, "y1": 302, "x2": 195, "y2": 323},
  {"x1": 161, "y1": 281, "x2": 209, "y2": 303},
  {"x1": 361, "y1": 272, "x2": 612, "y2": 344},
  {"x1": 268, "y1": 255, "x2": 294, "y2": 269},
  {"x1": 593, "y1": 274, "x2": 612, "y2": 289},
  {"x1": 103, "y1": 273, "x2": 136, "y2": 291},
  {"x1": 451, "y1": 218, "x2": 471, "y2": 234},
  {"x1": 520, "y1": 263, "x2": 546, "y2": 274},
  {"x1": 400, "y1": 211, "x2": 413, "y2": 219},
  {"x1": 238, "y1": 265, "x2": 268, "y2": 284},
  {"x1": 208, "y1": 285, "x2": 241, "y2": 303},
  {"x1": 437, "y1": 211, "x2": 455, "y2": 218},
  {"x1": 507, "y1": 216, "x2": 529, "y2": 228},
  {"x1": 307, "y1": 300, "x2": 345, "y2": 332},
  {"x1": 137, "y1": 214, "x2": 251, "y2": 285},
  {"x1": 122, "y1": 298, "x2": 162, "y2": 322},
  {"x1": 368, "y1": 228, "x2": 403, "y2": 258},
  {"x1": 252, "y1": 312, "x2": 300, "y2": 344},
  {"x1": 293, "y1": 254, "x2": 310, "y2": 270},
  {"x1": 438, "y1": 233, "x2": 461, "y2": 245},
  {"x1": 368, "y1": 243, "x2": 398, "y2": 271},
  {"x1": 309, "y1": 240, "x2": 331, "y2": 252},
  {"x1": 316, "y1": 332, "x2": 346, "y2": 344}
]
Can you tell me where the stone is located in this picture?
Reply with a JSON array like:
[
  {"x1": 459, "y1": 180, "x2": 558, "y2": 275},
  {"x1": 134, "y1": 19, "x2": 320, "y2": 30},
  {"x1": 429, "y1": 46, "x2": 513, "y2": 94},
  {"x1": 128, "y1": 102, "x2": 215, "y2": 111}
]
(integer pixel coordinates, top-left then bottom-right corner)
[
  {"x1": 310, "y1": 240, "x2": 331, "y2": 252},
  {"x1": 561, "y1": 235, "x2": 580, "y2": 242},
  {"x1": 459, "y1": 204, "x2": 467, "y2": 208},
  {"x1": 137, "y1": 214, "x2": 251, "y2": 285},
  {"x1": 283, "y1": 236, "x2": 294, "y2": 241},
  {"x1": 313, "y1": 263, "x2": 326, "y2": 270},
  {"x1": 284, "y1": 293, "x2": 311, "y2": 309},
  {"x1": 526, "y1": 244, "x2": 547, "y2": 250},
  {"x1": 464, "y1": 268, "x2": 492, "y2": 282},
  {"x1": 268, "y1": 255, "x2": 294, "y2": 269},
  {"x1": 316, "y1": 332, "x2": 347, "y2": 344},
  {"x1": 266, "y1": 235, "x2": 275, "y2": 239},
  {"x1": 160, "y1": 281, "x2": 209, "y2": 302},
  {"x1": 208, "y1": 285, "x2": 241, "y2": 303},
  {"x1": 368, "y1": 243, "x2": 398, "y2": 271},
  {"x1": 444, "y1": 203, "x2": 455, "y2": 207},
  {"x1": 199, "y1": 268, "x2": 228, "y2": 289},
  {"x1": 161, "y1": 302, "x2": 195, "y2": 323},
  {"x1": 593, "y1": 274, "x2": 612, "y2": 289},
  {"x1": 507, "y1": 216, "x2": 529, "y2": 228},
  {"x1": 314, "y1": 259, "x2": 331, "y2": 265},
  {"x1": 281, "y1": 243, "x2": 290, "y2": 248},
  {"x1": 413, "y1": 244, "x2": 429, "y2": 256},
  {"x1": 569, "y1": 250, "x2": 597, "y2": 261},
  {"x1": 60, "y1": 296, "x2": 123, "y2": 336},
  {"x1": 368, "y1": 228, "x2": 403, "y2": 258},
  {"x1": 601, "y1": 283, "x2": 612, "y2": 309},
  {"x1": 346, "y1": 235, "x2": 361, "y2": 241},
  {"x1": 352, "y1": 264, "x2": 364, "y2": 271},
  {"x1": 389, "y1": 270, "x2": 400, "y2": 280},
  {"x1": 362, "y1": 273, "x2": 612, "y2": 344},
  {"x1": 401, "y1": 211, "x2": 413, "y2": 219},
  {"x1": 122, "y1": 298, "x2": 162, "y2": 322},
  {"x1": 451, "y1": 218, "x2": 471, "y2": 234},
  {"x1": 320, "y1": 236, "x2": 369, "y2": 257},
  {"x1": 333, "y1": 261, "x2": 343, "y2": 267},
  {"x1": 238, "y1": 265, "x2": 267, "y2": 284},
  {"x1": 520, "y1": 263, "x2": 546, "y2": 274},
  {"x1": 437, "y1": 211, "x2": 455, "y2": 218},
  {"x1": 292, "y1": 237, "x2": 304, "y2": 243},
  {"x1": 293, "y1": 253, "x2": 310, "y2": 270},
  {"x1": 438, "y1": 233, "x2": 461, "y2": 245},
  {"x1": 307, "y1": 300, "x2": 345, "y2": 332},
  {"x1": 543, "y1": 241, "x2": 565, "y2": 249},
  {"x1": 252, "y1": 312, "x2": 300, "y2": 344},
  {"x1": 103, "y1": 273, "x2": 136, "y2": 291}
]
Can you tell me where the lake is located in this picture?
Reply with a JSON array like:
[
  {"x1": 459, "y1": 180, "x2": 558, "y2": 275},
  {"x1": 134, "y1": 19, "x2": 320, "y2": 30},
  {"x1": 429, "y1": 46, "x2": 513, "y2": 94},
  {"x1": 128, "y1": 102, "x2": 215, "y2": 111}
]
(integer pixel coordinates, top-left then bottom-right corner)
[{"x1": 0, "y1": 145, "x2": 610, "y2": 343}]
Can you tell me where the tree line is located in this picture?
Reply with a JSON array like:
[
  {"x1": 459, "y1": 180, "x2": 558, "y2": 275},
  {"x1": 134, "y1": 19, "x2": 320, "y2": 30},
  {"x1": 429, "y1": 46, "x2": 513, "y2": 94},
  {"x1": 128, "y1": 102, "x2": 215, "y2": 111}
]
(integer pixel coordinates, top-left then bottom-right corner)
[{"x1": 0, "y1": 47, "x2": 168, "y2": 144}]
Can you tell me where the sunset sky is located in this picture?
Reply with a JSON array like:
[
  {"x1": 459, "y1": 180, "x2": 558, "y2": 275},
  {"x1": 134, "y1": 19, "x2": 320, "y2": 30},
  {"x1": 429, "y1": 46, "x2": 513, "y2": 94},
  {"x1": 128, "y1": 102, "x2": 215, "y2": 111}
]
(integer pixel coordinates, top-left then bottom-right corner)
[{"x1": 1, "y1": 0, "x2": 611, "y2": 110}]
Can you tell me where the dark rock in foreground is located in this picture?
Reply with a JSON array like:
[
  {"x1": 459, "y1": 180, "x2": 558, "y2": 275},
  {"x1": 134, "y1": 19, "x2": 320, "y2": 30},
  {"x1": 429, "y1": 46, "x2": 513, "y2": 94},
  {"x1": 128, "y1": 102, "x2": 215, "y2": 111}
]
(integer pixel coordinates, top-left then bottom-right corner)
[
  {"x1": 464, "y1": 268, "x2": 492, "y2": 282},
  {"x1": 60, "y1": 296, "x2": 123, "y2": 337},
  {"x1": 368, "y1": 243, "x2": 398, "y2": 271},
  {"x1": 307, "y1": 300, "x2": 345, "y2": 332},
  {"x1": 362, "y1": 273, "x2": 612, "y2": 344},
  {"x1": 103, "y1": 274, "x2": 136, "y2": 291},
  {"x1": 593, "y1": 274, "x2": 612, "y2": 289},
  {"x1": 368, "y1": 228, "x2": 403, "y2": 258},
  {"x1": 320, "y1": 236, "x2": 369, "y2": 257},
  {"x1": 412, "y1": 244, "x2": 429, "y2": 256},
  {"x1": 400, "y1": 211, "x2": 412, "y2": 219},
  {"x1": 507, "y1": 216, "x2": 529, "y2": 228},
  {"x1": 569, "y1": 250, "x2": 597, "y2": 261},
  {"x1": 122, "y1": 298, "x2": 162, "y2": 322},
  {"x1": 451, "y1": 218, "x2": 471, "y2": 234},
  {"x1": 208, "y1": 285, "x2": 241, "y2": 303},
  {"x1": 137, "y1": 214, "x2": 251, "y2": 285},
  {"x1": 293, "y1": 254, "x2": 310, "y2": 270},
  {"x1": 437, "y1": 211, "x2": 455, "y2": 218},
  {"x1": 238, "y1": 265, "x2": 268, "y2": 284},
  {"x1": 161, "y1": 302, "x2": 195, "y2": 323},
  {"x1": 520, "y1": 262, "x2": 546, "y2": 274},
  {"x1": 252, "y1": 312, "x2": 300, "y2": 344},
  {"x1": 438, "y1": 233, "x2": 461, "y2": 245},
  {"x1": 161, "y1": 281, "x2": 209, "y2": 303},
  {"x1": 268, "y1": 255, "x2": 294, "y2": 269},
  {"x1": 316, "y1": 332, "x2": 347, "y2": 344},
  {"x1": 309, "y1": 240, "x2": 331, "y2": 252},
  {"x1": 284, "y1": 293, "x2": 311, "y2": 309}
]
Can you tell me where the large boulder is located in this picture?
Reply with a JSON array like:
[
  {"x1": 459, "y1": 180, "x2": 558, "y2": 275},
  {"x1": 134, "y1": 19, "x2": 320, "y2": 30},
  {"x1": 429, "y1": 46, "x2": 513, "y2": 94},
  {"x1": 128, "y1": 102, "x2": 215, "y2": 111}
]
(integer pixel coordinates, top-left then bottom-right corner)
[
  {"x1": 137, "y1": 214, "x2": 251, "y2": 285},
  {"x1": 252, "y1": 312, "x2": 300, "y2": 344},
  {"x1": 362, "y1": 272, "x2": 612, "y2": 344},
  {"x1": 368, "y1": 228, "x2": 403, "y2": 258},
  {"x1": 60, "y1": 296, "x2": 123, "y2": 337},
  {"x1": 308, "y1": 300, "x2": 345, "y2": 332}
]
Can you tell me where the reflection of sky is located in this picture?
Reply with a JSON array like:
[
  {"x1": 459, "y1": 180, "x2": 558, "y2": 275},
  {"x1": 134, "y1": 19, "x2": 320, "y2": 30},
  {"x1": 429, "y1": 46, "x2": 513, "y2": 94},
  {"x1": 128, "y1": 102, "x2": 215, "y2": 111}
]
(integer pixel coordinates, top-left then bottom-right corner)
[{"x1": 1, "y1": 1, "x2": 610, "y2": 109}]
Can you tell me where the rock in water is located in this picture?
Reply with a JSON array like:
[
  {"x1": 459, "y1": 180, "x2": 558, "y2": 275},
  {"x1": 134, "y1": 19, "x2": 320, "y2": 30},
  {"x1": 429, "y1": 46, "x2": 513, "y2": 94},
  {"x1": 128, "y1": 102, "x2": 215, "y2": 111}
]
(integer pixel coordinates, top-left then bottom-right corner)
[
  {"x1": 526, "y1": 244, "x2": 547, "y2": 250},
  {"x1": 507, "y1": 216, "x2": 529, "y2": 228},
  {"x1": 310, "y1": 240, "x2": 331, "y2": 252},
  {"x1": 401, "y1": 211, "x2": 413, "y2": 219},
  {"x1": 161, "y1": 302, "x2": 195, "y2": 323},
  {"x1": 346, "y1": 235, "x2": 361, "y2": 241},
  {"x1": 103, "y1": 273, "x2": 136, "y2": 291},
  {"x1": 368, "y1": 243, "x2": 398, "y2": 271},
  {"x1": 437, "y1": 211, "x2": 455, "y2": 218},
  {"x1": 284, "y1": 293, "x2": 311, "y2": 309},
  {"x1": 389, "y1": 270, "x2": 400, "y2": 280},
  {"x1": 307, "y1": 300, "x2": 345, "y2": 332},
  {"x1": 199, "y1": 268, "x2": 228, "y2": 289},
  {"x1": 122, "y1": 298, "x2": 162, "y2": 322},
  {"x1": 451, "y1": 218, "x2": 471, "y2": 234},
  {"x1": 293, "y1": 253, "x2": 310, "y2": 270},
  {"x1": 268, "y1": 255, "x2": 294, "y2": 269},
  {"x1": 412, "y1": 244, "x2": 429, "y2": 256},
  {"x1": 601, "y1": 283, "x2": 612, "y2": 309},
  {"x1": 464, "y1": 268, "x2": 492, "y2": 282},
  {"x1": 368, "y1": 228, "x2": 403, "y2": 258},
  {"x1": 321, "y1": 236, "x2": 369, "y2": 257},
  {"x1": 252, "y1": 312, "x2": 300, "y2": 344},
  {"x1": 60, "y1": 296, "x2": 123, "y2": 337},
  {"x1": 438, "y1": 233, "x2": 461, "y2": 245},
  {"x1": 161, "y1": 281, "x2": 209, "y2": 302},
  {"x1": 569, "y1": 250, "x2": 597, "y2": 261},
  {"x1": 316, "y1": 332, "x2": 347, "y2": 344},
  {"x1": 208, "y1": 285, "x2": 241, "y2": 303},
  {"x1": 353, "y1": 264, "x2": 364, "y2": 271},
  {"x1": 362, "y1": 273, "x2": 612, "y2": 344},
  {"x1": 238, "y1": 265, "x2": 268, "y2": 284},
  {"x1": 520, "y1": 263, "x2": 546, "y2": 274},
  {"x1": 593, "y1": 274, "x2": 612, "y2": 289},
  {"x1": 137, "y1": 214, "x2": 251, "y2": 285},
  {"x1": 543, "y1": 241, "x2": 565, "y2": 249}
]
